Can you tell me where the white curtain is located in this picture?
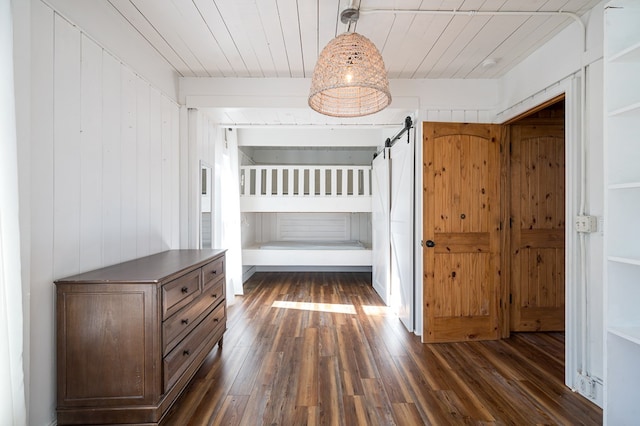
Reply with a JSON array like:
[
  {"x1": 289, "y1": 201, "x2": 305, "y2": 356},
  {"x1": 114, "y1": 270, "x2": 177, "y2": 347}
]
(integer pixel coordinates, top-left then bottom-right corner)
[
  {"x1": 0, "y1": 0, "x2": 27, "y2": 423},
  {"x1": 220, "y1": 130, "x2": 244, "y2": 296}
]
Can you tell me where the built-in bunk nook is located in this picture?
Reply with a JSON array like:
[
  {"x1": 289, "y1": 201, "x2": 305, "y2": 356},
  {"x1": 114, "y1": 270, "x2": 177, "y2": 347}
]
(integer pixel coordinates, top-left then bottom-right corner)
[
  {"x1": 239, "y1": 152, "x2": 374, "y2": 269},
  {"x1": 237, "y1": 118, "x2": 416, "y2": 333}
]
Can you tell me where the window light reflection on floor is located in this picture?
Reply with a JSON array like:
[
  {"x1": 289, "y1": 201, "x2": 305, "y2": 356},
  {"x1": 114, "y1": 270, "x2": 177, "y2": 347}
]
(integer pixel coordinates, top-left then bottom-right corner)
[
  {"x1": 271, "y1": 301, "x2": 356, "y2": 314},
  {"x1": 271, "y1": 301, "x2": 392, "y2": 316},
  {"x1": 361, "y1": 305, "x2": 391, "y2": 316}
]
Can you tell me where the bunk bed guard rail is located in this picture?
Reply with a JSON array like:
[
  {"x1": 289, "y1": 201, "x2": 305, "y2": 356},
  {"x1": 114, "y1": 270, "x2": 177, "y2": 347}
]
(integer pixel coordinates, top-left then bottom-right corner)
[{"x1": 239, "y1": 165, "x2": 372, "y2": 212}]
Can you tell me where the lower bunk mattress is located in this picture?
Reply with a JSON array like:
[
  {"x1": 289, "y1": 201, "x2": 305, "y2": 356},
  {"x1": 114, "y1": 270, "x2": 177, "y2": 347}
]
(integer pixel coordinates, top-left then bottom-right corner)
[{"x1": 242, "y1": 240, "x2": 372, "y2": 266}]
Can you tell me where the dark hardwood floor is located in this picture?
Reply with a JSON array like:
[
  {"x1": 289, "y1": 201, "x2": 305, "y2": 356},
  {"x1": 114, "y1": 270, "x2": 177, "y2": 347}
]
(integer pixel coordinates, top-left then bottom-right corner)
[{"x1": 161, "y1": 272, "x2": 602, "y2": 425}]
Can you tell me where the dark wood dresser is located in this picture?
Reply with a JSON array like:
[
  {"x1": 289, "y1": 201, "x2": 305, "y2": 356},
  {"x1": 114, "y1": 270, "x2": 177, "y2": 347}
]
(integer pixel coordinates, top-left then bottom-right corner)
[{"x1": 54, "y1": 249, "x2": 227, "y2": 425}]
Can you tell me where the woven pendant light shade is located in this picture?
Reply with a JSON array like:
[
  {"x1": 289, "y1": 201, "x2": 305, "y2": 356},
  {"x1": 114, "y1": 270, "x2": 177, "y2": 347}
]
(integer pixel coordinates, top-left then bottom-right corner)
[{"x1": 309, "y1": 32, "x2": 391, "y2": 117}]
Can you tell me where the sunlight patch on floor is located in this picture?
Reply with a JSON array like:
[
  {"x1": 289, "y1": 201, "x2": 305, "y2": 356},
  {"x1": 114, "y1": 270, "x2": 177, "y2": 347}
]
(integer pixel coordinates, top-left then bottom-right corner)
[
  {"x1": 271, "y1": 300, "x2": 393, "y2": 316},
  {"x1": 362, "y1": 305, "x2": 393, "y2": 316},
  {"x1": 271, "y1": 300, "x2": 357, "y2": 314}
]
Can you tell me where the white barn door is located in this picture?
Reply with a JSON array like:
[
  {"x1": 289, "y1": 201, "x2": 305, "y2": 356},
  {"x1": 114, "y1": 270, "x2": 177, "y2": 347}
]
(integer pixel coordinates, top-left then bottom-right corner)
[
  {"x1": 390, "y1": 136, "x2": 415, "y2": 331},
  {"x1": 371, "y1": 148, "x2": 391, "y2": 305}
]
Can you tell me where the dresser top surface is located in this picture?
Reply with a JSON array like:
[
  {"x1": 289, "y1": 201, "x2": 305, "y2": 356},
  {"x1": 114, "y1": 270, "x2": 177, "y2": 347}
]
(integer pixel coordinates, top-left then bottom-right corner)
[{"x1": 55, "y1": 249, "x2": 226, "y2": 284}]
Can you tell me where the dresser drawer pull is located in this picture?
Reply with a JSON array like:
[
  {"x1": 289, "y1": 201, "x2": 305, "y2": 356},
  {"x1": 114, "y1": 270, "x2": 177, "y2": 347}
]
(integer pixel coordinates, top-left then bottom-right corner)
[
  {"x1": 181, "y1": 318, "x2": 189, "y2": 325},
  {"x1": 181, "y1": 286, "x2": 189, "y2": 294},
  {"x1": 211, "y1": 270, "x2": 217, "y2": 275},
  {"x1": 212, "y1": 293, "x2": 218, "y2": 299},
  {"x1": 183, "y1": 350, "x2": 190, "y2": 356},
  {"x1": 214, "y1": 317, "x2": 220, "y2": 323}
]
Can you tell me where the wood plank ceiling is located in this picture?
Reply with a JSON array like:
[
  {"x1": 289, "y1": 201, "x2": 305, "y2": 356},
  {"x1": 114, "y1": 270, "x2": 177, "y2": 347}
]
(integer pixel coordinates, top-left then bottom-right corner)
[
  {"x1": 107, "y1": 0, "x2": 599, "y2": 126},
  {"x1": 109, "y1": 0, "x2": 598, "y2": 79}
]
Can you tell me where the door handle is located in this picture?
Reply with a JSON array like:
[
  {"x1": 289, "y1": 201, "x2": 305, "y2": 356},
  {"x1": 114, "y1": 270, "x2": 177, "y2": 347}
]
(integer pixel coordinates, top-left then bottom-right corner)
[{"x1": 425, "y1": 240, "x2": 435, "y2": 248}]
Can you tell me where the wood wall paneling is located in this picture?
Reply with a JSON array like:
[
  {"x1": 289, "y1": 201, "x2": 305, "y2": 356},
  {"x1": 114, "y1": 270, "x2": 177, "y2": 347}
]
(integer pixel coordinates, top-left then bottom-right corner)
[
  {"x1": 32, "y1": 11, "x2": 181, "y2": 423},
  {"x1": 102, "y1": 51, "x2": 123, "y2": 266},
  {"x1": 136, "y1": 78, "x2": 151, "y2": 257},
  {"x1": 53, "y1": 14, "x2": 82, "y2": 278},
  {"x1": 120, "y1": 66, "x2": 138, "y2": 261},
  {"x1": 79, "y1": 35, "x2": 104, "y2": 272},
  {"x1": 29, "y1": 4, "x2": 56, "y2": 425},
  {"x1": 149, "y1": 87, "x2": 163, "y2": 254}
]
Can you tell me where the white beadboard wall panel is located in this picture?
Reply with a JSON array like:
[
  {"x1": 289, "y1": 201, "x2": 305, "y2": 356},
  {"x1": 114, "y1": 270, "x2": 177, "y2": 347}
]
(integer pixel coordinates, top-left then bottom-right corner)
[
  {"x1": 136, "y1": 78, "x2": 151, "y2": 257},
  {"x1": 169, "y1": 100, "x2": 181, "y2": 249},
  {"x1": 499, "y1": 19, "x2": 584, "y2": 112},
  {"x1": 253, "y1": 212, "x2": 371, "y2": 245},
  {"x1": 101, "y1": 51, "x2": 123, "y2": 266},
  {"x1": 79, "y1": 35, "x2": 104, "y2": 272},
  {"x1": 352, "y1": 212, "x2": 372, "y2": 244},
  {"x1": 120, "y1": 66, "x2": 138, "y2": 261},
  {"x1": 464, "y1": 110, "x2": 480, "y2": 123},
  {"x1": 238, "y1": 128, "x2": 384, "y2": 149},
  {"x1": 53, "y1": 14, "x2": 82, "y2": 279},
  {"x1": 186, "y1": 111, "x2": 197, "y2": 248},
  {"x1": 27, "y1": 9, "x2": 181, "y2": 424},
  {"x1": 45, "y1": 0, "x2": 179, "y2": 100},
  {"x1": 149, "y1": 88, "x2": 163, "y2": 254},
  {"x1": 586, "y1": 57, "x2": 605, "y2": 385},
  {"x1": 29, "y1": 3, "x2": 55, "y2": 425},
  {"x1": 52, "y1": 16, "x2": 181, "y2": 280},
  {"x1": 161, "y1": 96, "x2": 174, "y2": 250},
  {"x1": 179, "y1": 106, "x2": 190, "y2": 249}
]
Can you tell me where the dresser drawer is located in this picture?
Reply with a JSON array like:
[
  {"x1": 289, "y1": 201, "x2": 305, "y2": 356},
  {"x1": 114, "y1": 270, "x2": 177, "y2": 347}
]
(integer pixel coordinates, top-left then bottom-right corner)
[
  {"x1": 203, "y1": 278, "x2": 224, "y2": 307},
  {"x1": 163, "y1": 302, "x2": 226, "y2": 390},
  {"x1": 162, "y1": 269, "x2": 201, "y2": 319},
  {"x1": 202, "y1": 257, "x2": 224, "y2": 289},
  {"x1": 163, "y1": 280, "x2": 224, "y2": 355}
]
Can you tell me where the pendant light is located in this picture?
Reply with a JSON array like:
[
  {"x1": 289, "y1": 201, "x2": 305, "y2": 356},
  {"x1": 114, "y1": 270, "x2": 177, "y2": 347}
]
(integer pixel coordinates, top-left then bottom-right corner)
[{"x1": 308, "y1": 7, "x2": 391, "y2": 118}]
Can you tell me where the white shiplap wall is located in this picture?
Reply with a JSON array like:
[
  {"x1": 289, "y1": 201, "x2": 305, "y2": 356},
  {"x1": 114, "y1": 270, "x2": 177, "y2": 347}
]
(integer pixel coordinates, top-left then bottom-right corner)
[
  {"x1": 28, "y1": 4, "x2": 180, "y2": 425},
  {"x1": 49, "y1": 13, "x2": 180, "y2": 276}
]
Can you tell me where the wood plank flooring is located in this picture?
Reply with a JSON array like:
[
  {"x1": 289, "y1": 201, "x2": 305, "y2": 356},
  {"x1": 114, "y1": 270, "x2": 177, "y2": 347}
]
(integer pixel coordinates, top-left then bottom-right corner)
[{"x1": 161, "y1": 272, "x2": 602, "y2": 425}]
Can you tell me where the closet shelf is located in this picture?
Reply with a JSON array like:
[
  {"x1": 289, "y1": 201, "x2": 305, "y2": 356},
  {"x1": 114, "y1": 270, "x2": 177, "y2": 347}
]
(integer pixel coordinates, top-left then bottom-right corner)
[
  {"x1": 609, "y1": 326, "x2": 640, "y2": 346},
  {"x1": 608, "y1": 101, "x2": 640, "y2": 118},
  {"x1": 608, "y1": 256, "x2": 640, "y2": 266},
  {"x1": 608, "y1": 41, "x2": 640, "y2": 63},
  {"x1": 608, "y1": 182, "x2": 640, "y2": 190}
]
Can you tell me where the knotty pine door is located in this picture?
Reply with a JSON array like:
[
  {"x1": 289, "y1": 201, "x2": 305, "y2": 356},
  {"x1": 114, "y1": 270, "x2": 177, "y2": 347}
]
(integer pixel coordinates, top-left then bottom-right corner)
[
  {"x1": 422, "y1": 122, "x2": 502, "y2": 343},
  {"x1": 509, "y1": 120, "x2": 565, "y2": 332}
]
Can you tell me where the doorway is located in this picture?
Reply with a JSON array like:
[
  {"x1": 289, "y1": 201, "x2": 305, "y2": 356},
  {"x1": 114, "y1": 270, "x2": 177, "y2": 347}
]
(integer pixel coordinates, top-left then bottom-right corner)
[{"x1": 507, "y1": 98, "x2": 566, "y2": 333}]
